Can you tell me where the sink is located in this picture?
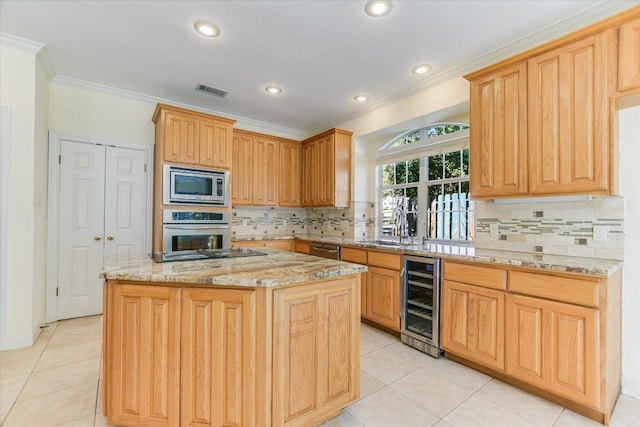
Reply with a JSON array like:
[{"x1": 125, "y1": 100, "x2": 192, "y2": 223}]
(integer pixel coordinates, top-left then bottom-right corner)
[{"x1": 369, "y1": 239, "x2": 414, "y2": 247}]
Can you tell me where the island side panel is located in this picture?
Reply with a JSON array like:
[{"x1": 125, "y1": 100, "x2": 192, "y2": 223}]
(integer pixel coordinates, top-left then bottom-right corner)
[{"x1": 271, "y1": 275, "x2": 360, "y2": 427}]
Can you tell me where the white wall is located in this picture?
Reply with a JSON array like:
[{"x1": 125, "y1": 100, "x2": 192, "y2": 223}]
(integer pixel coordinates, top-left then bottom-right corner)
[
  {"x1": 0, "y1": 41, "x2": 39, "y2": 349},
  {"x1": 49, "y1": 82, "x2": 156, "y2": 145},
  {"x1": 618, "y1": 101, "x2": 640, "y2": 398}
]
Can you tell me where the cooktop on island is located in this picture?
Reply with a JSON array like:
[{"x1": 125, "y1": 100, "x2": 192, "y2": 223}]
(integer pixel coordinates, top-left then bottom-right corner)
[{"x1": 149, "y1": 248, "x2": 267, "y2": 263}]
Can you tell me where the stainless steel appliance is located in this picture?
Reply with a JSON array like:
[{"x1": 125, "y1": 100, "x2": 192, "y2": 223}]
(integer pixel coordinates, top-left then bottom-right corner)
[
  {"x1": 401, "y1": 255, "x2": 442, "y2": 358},
  {"x1": 162, "y1": 209, "x2": 230, "y2": 256},
  {"x1": 163, "y1": 164, "x2": 229, "y2": 206},
  {"x1": 309, "y1": 242, "x2": 340, "y2": 260}
]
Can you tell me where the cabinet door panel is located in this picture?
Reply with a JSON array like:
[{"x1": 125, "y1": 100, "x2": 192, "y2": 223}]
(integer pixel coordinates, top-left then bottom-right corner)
[
  {"x1": 181, "y1": 288, "x2": 256, "y2": 427},
  {"x1": 231, "y1": 134, "x2": 253, "y2": 205},
  {"x1": 322, "y1": 288, "x2": 354, "y2": 405},
  {"x1": 619, "y1": 17, "x2": 640, "y2": 92},
  {"x1": 200, "y1": 121, "x2": 232, "y2": 168},
  {"x1": 301, "y1": 142, "x2": 316, "y2": 207},
  {"x1": 366, "y1": 266, "x2": 400, "y2": 331},
  {"x1": 279, "y1": 141, "x2": 301, "y2": 207},
  {"x1": 441, "y1": 280, "x2": 504, "y2": 371},
  {"x1": 470, "y1": 62, "x2": 528, "y2": 197},
  {"x1": 253, "y1": 137, "x2": 278, "y2": 205},
  {"x1": 506, "y1": 294, "x2": 598, "y2": 407},
  {"x1": 163, "y1": 112, "x2": 198, "y2": 165},
  {"x1": 529, "y1": 32, "x2": 611, "y2": 194},
  {"x1": 109, "y1": 284, "x2": 180, "y2": 427}
]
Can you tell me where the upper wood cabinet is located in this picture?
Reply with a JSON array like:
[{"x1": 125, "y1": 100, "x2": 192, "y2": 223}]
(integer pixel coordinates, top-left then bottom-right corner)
[
  {"x1": 618, "y1": 16, "x2": 640, "y2": 93},
  {"x1": 528, "y1": 30, "x2": 615, "y2": 195},
  {"x1": 301, "y1": 128, "x2": 353, "y2": 208},
  {"x1": 278, "y1": 140, "x2": 302, "y2": 207},
  {"x1": 152, "y1": 104, "x2": 235, "y2": 169},
  {"x1": 464, "y1": 11, "x2": 640, "y2": 199},
  {"x1": 470, "y1": 62, "x2": 528, "y2": 198},
  {"x1": 232, "y1": 131, "x2": 279, "y2": 206}
]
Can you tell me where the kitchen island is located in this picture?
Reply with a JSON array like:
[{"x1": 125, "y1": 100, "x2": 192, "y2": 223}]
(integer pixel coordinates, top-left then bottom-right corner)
[{"x1": 100, "y1": 249, "x2": 366, "y2": 427}]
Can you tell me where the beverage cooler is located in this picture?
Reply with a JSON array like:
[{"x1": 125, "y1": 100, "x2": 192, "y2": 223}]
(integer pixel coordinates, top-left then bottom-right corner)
[{"x1": 401, "y1": 255, "x2": 442, "y2": 358}]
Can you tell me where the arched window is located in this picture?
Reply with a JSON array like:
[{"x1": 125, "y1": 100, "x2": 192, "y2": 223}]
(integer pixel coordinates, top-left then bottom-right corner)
[{"x1": 376, "y1": 123, "x2": 475, "y2": 243}]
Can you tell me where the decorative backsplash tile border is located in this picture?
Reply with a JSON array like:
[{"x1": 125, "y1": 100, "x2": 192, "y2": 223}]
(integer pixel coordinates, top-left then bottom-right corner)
[
  {"x1": 474, "y1": 196, "x2": 624, "y2": 260},
  {"x1": 232, "y1": 201, "x2": 376, "y2": 240}
]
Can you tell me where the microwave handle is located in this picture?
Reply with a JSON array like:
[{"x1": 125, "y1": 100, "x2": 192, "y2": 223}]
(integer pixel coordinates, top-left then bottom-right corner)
[{"x1": 164, "y1": 225, "x2": 229, "y2": 230}]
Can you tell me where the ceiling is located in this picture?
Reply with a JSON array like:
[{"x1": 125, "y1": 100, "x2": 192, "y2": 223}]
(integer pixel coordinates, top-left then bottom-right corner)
[{"x1": 0, "y1": 1, "x2": 635, "y2": 136}]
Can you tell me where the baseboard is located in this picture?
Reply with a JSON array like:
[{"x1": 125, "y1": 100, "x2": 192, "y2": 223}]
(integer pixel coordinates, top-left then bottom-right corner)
[
  {"x1": 0, "y1": 313, "x2": 46, "y2": 351},
  {"x1": 0, "y1": 331, "x2": 36, "y2": 351}
]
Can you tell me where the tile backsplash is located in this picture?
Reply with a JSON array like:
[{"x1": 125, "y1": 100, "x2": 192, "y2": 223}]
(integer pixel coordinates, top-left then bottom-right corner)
[
  {"x1": 232, "y1": 201, "x2": 376, "y2": 239},
  {"x1": 475, "y1": 196, "x2": 624, "y2": 260}
]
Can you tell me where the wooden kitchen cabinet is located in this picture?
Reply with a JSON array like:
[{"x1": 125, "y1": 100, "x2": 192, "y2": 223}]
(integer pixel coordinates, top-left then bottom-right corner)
[
  {"x1": 153, "y1": 104, "x2": 235, "y2": 168},
  {"x1": 106, "y1": 283, "x2": 181, "y2": 427},
  {"x1": 618, "y1": 16, "x2": 640, "y2": 93},
  {"x1": 469, "y1": 62, "x2": 528, "y2": 198},
  {"x1": 366, "y1": 266, "x2": 401, "y2": 331},
  {"x1": 278, "y1": 140, "x2": 302, "y2": 207},
  {"x1": 528, "y1": 29, "x2": 615, "y2": 195},
  {"x1": 506, "y1": 293, "x2": 598, "y2": 407},
  {"x1": 181, "y1": 288, "x2": 256, "y2": 427},
  {"x1": 232, "y1": 131, "x2": 278, "y2": 206},
  {"x1": 272, "y1": 278, "x2": 360, "y2": 426},
  {"x1": 441, "y1": 279, "x2": 505, "y2": 372},
  {"x1": 340, "y1": 247, "x2": 368, "y2": 320},
  {"x1": 301, "y1": 128, "x2": 352, "y2": 208},
  {"x1": 234, "y1": 239, "x2": 294, "y2": 251}
]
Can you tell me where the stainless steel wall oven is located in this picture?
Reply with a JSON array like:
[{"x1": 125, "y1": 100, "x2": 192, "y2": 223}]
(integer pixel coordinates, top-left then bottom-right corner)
[
  {"x1": 401, "y1": 255, "x2": 442, "y2": 358},
  {"x1": 162, "y1": 209, "x2": 230, "y2": 254}
]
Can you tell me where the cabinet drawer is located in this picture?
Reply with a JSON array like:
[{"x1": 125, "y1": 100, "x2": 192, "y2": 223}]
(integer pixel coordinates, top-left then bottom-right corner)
[
  {"x1": 443, "y1": 261, "x2": 507, "y2": 290},
  {"x1": 341, "y1": 247, "x2": 367, "y2": 264},
  {"x1": 294, "y1": 240, "x2": 310, "y2": 254},
  {"x1": 509, "y1": 271, "x2": 599, "y2": 308},
  {"x1": 367, "y1": 251, "x2": 401, "y2": 270}
]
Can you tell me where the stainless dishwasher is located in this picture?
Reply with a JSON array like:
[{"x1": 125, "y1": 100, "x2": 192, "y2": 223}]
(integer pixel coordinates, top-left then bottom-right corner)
[
  {"x1": 401, "y1": 255, "x2": 442, "y2": 358},
  {"x1": 309, "y1": 242, "x2": 340, "y2": 260}
]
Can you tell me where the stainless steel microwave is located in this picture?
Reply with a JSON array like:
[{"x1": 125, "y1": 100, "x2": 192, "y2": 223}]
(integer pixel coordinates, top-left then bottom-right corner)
[{"x1": 163, "y1": 165, "x2": 229, "y2": 206}]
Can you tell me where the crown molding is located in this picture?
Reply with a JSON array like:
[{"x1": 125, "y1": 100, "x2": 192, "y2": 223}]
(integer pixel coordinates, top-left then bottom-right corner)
[
  {"x1": 0, "y1": 32, "x2": 44, "y2": 53},
  {"x1": 52, "y1": 76, "x2": 307, "y2": 140},
  {"x1": 309, "y1": 1, "x2": 637, "y2": 135},
  {"x1": 36, "y1": 48, "x2": 56, "y2": 81}
]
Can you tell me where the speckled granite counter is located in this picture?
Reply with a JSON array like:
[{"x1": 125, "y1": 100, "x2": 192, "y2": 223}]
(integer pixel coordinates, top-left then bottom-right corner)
[
  {"x1": 101, "y1": 248, "x2": 367, "y2": 287},
  {"x1": 272, "y1": 236, "x2": 622, "y2": 276}
]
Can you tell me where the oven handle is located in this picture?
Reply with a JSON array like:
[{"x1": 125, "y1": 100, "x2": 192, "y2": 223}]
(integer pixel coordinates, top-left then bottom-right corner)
[{"x1": 164, "y1": 225, "x2": 229, "y2": 230}]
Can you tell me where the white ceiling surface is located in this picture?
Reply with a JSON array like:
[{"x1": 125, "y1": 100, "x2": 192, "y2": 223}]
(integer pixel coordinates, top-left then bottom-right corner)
[{"x1": 0, "y1": 1, "x2": 635, "y2": 136}]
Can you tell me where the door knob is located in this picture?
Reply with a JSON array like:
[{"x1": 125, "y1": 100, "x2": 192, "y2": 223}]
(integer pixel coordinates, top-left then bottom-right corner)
[
  {"x1": 107, "y1": 235, "x2": 114, "y2": 241},
  {"x1": 94, "y1": 235, "x2": 102, "y2": 241}
]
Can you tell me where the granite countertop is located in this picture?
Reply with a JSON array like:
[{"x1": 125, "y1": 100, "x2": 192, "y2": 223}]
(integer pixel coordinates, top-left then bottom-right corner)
[
  {"x1": 233, "y1": 235, "x2": 295, "y2": 242},
  {"x1": 286, "y1": 236, "x2": 623, "y2": 277},
  {"x1": 101, "y1": 248, "x2": 367, "y2": 288}
]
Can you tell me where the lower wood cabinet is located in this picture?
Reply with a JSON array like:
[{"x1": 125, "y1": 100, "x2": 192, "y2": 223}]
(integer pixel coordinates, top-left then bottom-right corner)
[
  {"x1": 234, "y1": 239, "x2": 294, "y2": 251},
  {"x1": 107, "y1": 284, "x2": 181, "y2": 427},
  {"x1": 104, "y1": 276, "x2": 360, "y2": 427},
  {"x1": 365, "y1": 266, "x2": 400, "y2": 331},
  {"x1": 181, "y1": 288, "x2": 256, "y2": 427},
  {"x1": 441, "y1": 260, "x2": 621, "y2": 425},
  {"x1": 441, "y1": 280, "x2": 505, "y2": 371},
  {"x1": 506, "y1": 294, "x2": 598, "y2": 408},
  {"x1": 272, "y1": 279, "x2": 360, "y2": 427}
]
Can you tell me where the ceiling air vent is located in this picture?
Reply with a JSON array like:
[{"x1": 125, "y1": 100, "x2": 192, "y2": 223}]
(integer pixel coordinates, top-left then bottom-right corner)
[{"x1": 195, "y1": 84, "x2": 228, "y2": 98}]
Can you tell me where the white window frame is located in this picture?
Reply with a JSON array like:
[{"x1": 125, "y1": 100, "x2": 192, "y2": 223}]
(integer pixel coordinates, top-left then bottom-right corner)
[{"x1": 376, "y1": 126, "x2": 471, "y2": 242}]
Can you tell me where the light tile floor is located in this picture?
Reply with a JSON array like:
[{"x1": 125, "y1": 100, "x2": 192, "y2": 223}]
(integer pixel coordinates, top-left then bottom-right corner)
[{"x1": 1, "y1": 316, "x2": 638, "y2": 426}]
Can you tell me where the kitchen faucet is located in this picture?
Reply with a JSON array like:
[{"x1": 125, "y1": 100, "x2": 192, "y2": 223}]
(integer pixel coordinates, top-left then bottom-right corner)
[{"x1": 393, "y1": 204, "x2": 410, "y2": 243}]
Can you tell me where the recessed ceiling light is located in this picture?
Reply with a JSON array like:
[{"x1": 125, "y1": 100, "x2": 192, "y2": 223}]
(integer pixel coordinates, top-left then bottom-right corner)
[
  {"x1": 365, "y1": 1, "x2": 393, "y2": 17},
  {"x1": 265, "y1": 85, "x2": 283, "y2": 94},
  {"x1": 411, "y1": 64, "x2": 432, "y2": 75},
  {"x1": 353, "y1": 94, "x2": 369, "y2": 102},
  {"x1": 194, "y1": 20, "x2": 220, "y2": 37}
]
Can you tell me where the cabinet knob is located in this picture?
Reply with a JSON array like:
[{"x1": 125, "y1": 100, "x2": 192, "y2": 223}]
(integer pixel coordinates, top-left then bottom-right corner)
[
  {"x1": 94, "y1": 235, "x2": 102, "y2": 241},
  {"x1": 107, "y1": 235, "x2": 114, "y2": 241}
]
